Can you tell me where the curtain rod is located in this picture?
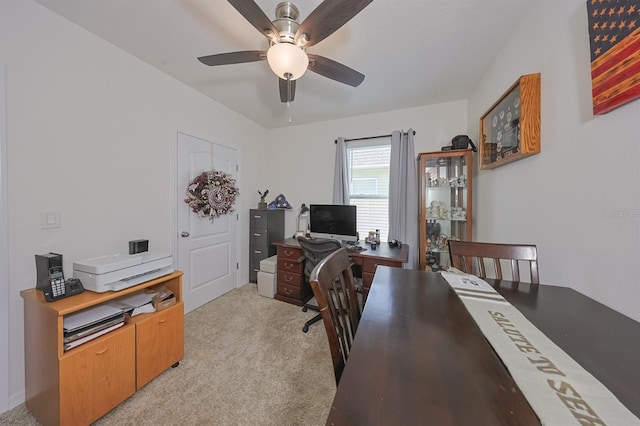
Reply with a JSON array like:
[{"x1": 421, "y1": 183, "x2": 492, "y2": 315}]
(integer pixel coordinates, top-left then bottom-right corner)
[{"x1": 334, "y1": 130, "x2": 416, "y2": 144}]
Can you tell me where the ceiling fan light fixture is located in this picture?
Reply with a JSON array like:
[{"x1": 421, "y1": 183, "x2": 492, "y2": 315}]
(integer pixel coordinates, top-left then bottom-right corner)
[{"x1": 266, "y1": 42, "x2": 308, "y2": 80}]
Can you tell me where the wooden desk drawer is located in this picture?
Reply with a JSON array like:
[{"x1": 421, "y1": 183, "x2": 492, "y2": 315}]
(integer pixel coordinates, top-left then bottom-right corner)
[
  {"x1": 278, "y1": 258, "x2": 303, "y2": 274},
  {"x1": 277, "y1": 282, "x2": 303, "y2": 299},
  {"x1": 278, "y1": 246, "x2": 302, "y2": 261},
  {"x1": 278, "y1": 271, "x2": 302, "y2": 287},
  {"x1": 349, "y1": 255, "x2": 363, "y2": 266},
  {"x1": 363, "y1": 258, "x2": 402, "y2": 292},
  {"x1": 363, "y1": 257, "x2": 402, "y2": 274}
]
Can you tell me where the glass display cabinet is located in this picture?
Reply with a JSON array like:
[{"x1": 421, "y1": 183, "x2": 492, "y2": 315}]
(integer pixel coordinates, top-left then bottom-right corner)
[{"x1": 418, "y1": 150, "x2": 473, "y2": 271}]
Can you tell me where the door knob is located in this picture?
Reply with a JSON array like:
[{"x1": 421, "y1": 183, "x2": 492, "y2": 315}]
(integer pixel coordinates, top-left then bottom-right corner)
[{"x1": 180, "y1": 231, "x2": 190, "y2": 237}]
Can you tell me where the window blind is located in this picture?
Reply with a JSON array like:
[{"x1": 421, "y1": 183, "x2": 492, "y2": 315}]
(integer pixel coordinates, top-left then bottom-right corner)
[{"x1": 346, "y1": 140, "x2": 391, "y2": 242}]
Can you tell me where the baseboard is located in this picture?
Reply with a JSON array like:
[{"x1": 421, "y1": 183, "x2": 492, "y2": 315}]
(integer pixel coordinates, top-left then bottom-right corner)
[{"x1": 8, "y1": 389, "x2": 24, "y2": 411}]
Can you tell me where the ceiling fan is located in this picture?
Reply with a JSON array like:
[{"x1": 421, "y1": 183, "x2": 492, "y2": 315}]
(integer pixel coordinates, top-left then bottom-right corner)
[{"x1": 197, "y1": 0, "x2": 373, "y2": 103}]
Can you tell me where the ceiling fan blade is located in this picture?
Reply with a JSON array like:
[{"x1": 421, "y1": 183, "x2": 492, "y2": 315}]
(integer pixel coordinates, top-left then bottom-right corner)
[
  {"x1": 296, "y1": 0, "x2": 373, "y2": 47},
  {"x1": 279, "y1": 78, "x2": 296, "y2": 103},
  {"x1": 198, "y1": 51, "x2": 266, "y2": 66},
  {"x1": 227, "y1": 0, "x2": 279, "y2": 41},
  {"x1": 307, "y1": 54, "x2": 365, "y2": 87}
]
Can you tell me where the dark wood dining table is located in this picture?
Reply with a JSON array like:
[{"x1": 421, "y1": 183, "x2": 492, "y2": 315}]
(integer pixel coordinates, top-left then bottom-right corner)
[{"x1": 325, "y1": 267, "x2": 640, "y2": 425}]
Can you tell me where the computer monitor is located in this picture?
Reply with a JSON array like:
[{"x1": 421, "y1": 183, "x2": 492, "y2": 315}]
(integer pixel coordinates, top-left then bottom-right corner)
[{"x1": 309, "y1": 204, "x2": 358, "y2": 242}]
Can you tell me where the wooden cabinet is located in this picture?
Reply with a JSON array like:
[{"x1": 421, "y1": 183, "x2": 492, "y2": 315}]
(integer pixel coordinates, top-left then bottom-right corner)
[
  {"x1": 249, "y1": 209, "x2": 285, "y2": 283},
  {"x1": 274, "y1": 243, "x2": 307, "y2": 306},
  {"x1": 418, "y1": 150, "x2": 473, "y2": 271},
  {"x1": 20, "y1": 271, "x2": 184, "y2": 426}
]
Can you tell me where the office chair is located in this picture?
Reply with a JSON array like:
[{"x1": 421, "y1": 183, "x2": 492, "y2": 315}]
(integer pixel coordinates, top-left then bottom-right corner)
[
  {"x1": 448, "y1": 240, "x2": 539, "y2": 284},
  {"x1": 297, "y1": 237, "x2": 342, "y2": 333},
  {"x1": 309, "y1": 248, "x2": 361, "y2": 385}
]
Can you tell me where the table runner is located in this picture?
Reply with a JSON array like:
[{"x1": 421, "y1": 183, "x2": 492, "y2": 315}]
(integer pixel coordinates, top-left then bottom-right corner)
[{"x1": 441, "y1": 271, "x2": 640, "y2": 426}]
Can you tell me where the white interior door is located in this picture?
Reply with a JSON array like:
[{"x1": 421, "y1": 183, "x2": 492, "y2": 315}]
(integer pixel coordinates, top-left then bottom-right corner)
[{"x1": 177, "y1": 132, "x2": 238, "y2": 313}]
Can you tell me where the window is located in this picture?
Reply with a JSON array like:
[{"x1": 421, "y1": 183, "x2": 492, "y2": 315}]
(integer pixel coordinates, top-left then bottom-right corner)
[
  {"x1": 351, "y1": 178, "x2": 377, "y2": 194},
  {"x1": 346, "y1": 138, "x2": 391, "y2": 242}
]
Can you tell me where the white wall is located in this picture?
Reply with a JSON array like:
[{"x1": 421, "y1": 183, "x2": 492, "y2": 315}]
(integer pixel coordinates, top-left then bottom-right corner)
[
  {"x1": 0, "y1": 60, "x2": 9, "y2": 413},
  {"x1": 467, "y1": 0, "x2": 640, "y2": 322},
  {"x1": 1, "y1": 0, "x2": 267, "y2": 408},
  {"x1": 266, "y1": 101, "x2": 468, "y2": 237}
]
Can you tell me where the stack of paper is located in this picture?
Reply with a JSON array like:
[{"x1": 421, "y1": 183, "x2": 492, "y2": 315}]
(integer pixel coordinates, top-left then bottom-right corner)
[
  {"x1": 63, "y1": 304, "x2": 126, "y2": 351},
  {"x1": 107, "y1": 291, "x2": 156, "y2": 317}
]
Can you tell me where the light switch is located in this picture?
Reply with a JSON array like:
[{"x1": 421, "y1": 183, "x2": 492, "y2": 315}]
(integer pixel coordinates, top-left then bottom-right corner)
[{"x1": 41, "y1": 210, "x2": 61, "y2": 229}]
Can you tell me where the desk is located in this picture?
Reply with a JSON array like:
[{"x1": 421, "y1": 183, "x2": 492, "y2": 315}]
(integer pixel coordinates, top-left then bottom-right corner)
[
  {"x1": 273, "y1": 238, "x2": 408, "y2": 305},
  {"x1": 327, "y1": 267, "x2": 640, "y2": 425}
]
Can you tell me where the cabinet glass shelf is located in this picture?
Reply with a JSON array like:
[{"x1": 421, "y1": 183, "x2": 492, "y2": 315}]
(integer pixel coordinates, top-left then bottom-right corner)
[{"x1": 426, "y1": 218, "x2": 468, "y2": 222}]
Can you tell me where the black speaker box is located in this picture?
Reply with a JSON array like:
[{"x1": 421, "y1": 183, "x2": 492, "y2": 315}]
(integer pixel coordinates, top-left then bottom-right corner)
[{"x1": 129, "y1": 239, "x2": 149, "y2": 255}]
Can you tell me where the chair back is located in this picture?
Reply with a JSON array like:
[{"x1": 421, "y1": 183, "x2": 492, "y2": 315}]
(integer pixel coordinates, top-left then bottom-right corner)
[
  {"x1": 297, "y1": 237, "x2": 342, "y2": 284},
  {"x1": 309, "y1": 248, "x2": 361, "y2": 385},
  {"x1": 448, "y1": 240, "x2": 539, "y2": 284}
]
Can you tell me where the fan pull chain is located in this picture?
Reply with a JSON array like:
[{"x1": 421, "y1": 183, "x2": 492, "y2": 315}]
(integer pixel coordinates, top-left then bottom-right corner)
[{"x1": 286, "y1": 73, "x2": 293, "y2": 123}]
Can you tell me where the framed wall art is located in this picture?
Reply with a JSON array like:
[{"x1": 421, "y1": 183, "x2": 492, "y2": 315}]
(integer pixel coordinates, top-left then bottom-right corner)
[
  {"x1": 586, "y1": 0, "x2": 640, "y2": 115},
  {"x1": 479, "y1": 73, "x2": 541, "y2": 170}
]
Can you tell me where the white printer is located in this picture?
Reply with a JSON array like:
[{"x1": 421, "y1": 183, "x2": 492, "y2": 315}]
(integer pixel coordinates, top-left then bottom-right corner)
[{"x1": 73, "y1": 252, "x2": 174, "y2": 293}]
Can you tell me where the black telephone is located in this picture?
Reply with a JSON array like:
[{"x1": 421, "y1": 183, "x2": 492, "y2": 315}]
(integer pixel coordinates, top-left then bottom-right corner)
[{"x1": 35, "y1": 253, "x2": 85, "y2": 302}]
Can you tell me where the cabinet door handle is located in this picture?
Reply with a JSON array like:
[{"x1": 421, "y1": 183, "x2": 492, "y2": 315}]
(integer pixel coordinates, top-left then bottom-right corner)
[
  {"x1": 254, "y1": 215, "x2": 262, "y2": 219},
  {"x1": 253, "y1": 233, "x2": 262, "y2": 236},
  {"x1": 284, "y1": 287, "x2": 292, "y2": 295},
  {"x1": 284, "y1": 250, "x2": 293, "y2": 257},
  {"x1": 254, "y1": 250, "x2": 262, "y2": 254},
  {"x1": 285, "y1": 275, "x2": 293, "y2": 282},
  {"x1": 95, "y1": 348, "x2": 109, "y2": 355},
  {"x1": 285, "y1": 262, "x2": 293, "y2": 269},
  {"x1": 159, "y1": 318, "x2": 167, "y2": 324}
]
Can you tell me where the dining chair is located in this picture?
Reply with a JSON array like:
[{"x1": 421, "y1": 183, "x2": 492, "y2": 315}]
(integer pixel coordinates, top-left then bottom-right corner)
[
  {"x1": 448, "y1": 240, "x2": 539, "y2": 283},
  {"x1": 309, "y1": 247, "x2": 361, "y2": 385},
  {"x1": 297, "y1": 237, "x2": 342, "y2": 333}
]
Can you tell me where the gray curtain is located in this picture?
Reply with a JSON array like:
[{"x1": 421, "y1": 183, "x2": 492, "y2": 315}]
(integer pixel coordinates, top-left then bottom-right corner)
[
  {"x1": 332, "y1": 137, "x2": 350, "y2": 204},
  {"x1": 389, "y1": 129, "x2": 418, "y2": 269}
]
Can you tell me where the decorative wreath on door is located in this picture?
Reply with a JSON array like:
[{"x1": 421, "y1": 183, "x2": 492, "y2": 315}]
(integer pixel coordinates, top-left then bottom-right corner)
[{"x1": 184, "y1": 170, "x2": 239, "y2": 220}]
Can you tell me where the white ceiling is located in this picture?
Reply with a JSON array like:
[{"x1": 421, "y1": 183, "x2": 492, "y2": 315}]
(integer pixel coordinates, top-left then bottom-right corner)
[{"x1": 34, "y1": 0, "x2": 534, "y2": 129}]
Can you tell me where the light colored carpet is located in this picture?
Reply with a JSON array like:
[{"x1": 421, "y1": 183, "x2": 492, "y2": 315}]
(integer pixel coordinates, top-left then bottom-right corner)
[{"x1": 0, "y1": 284, "x2": 336, "y2": 425}]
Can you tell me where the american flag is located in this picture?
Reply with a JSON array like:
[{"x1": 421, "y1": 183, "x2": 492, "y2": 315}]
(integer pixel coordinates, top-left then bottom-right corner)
[{"x1": 586, "y1": 0, "x2": 640, "y2": 114}]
